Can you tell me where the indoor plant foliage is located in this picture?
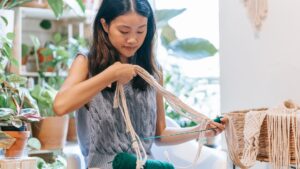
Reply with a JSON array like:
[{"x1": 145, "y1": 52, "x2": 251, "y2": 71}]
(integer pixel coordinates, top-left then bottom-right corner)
[
  {"x1": 0, "y1": 3, "x2": 41, "y2": 157},
  {"x1": 0, "y1": 74, "x2": 40, "y2": 128},
  {"x1": 155, "y1": 9, "x2": 218, "y2": 127},
  {"x1": 0, "y1": 73, "x2": 41, "y2": 157},
  {"x1": 0, "y1": 0, "x2": 32, "y2": 9},
  {"x1": 46, "y1": 0, "x2": 85, "y2": 19}
]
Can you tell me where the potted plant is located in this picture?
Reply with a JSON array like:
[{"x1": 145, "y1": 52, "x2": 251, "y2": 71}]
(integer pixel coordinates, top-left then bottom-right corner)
[
  {"x1": 0, "y1": 74, "x2": 41, "y2": 158},
  {"x1": 29, "y1": 36, "x2": 69, "y2": 149},
  {"x1": 29, "y1": 79, "x2": 69, "y2": 150},
  {"x1": 0, "y1": 2, "x2": 41, "y2": 158}
]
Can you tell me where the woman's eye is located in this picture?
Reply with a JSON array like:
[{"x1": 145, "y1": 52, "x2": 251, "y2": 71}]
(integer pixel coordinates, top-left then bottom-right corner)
[
  {"x1": 137, "y1": 31, "x2": 145, "y2": 34},
  {"x1": 120, "y1": 31, "x2": 129, "y2": 34}
]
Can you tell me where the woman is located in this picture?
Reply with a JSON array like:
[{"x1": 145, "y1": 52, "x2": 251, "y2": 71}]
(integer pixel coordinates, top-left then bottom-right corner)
[{"x1": 53, "y1": 0, "x2": 226, "y2": 168}]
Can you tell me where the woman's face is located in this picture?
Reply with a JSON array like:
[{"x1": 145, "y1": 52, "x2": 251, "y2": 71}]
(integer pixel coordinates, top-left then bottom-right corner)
[{"x1": 101, "y1": 12, "x2": 148, "y2": 62}]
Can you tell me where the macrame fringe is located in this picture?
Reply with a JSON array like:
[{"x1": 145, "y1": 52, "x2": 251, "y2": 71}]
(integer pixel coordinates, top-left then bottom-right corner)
[
  {"x1": 244, "y1": 0, "x2": 268, "y2": 31},
  {"x1": 225, "y1": 101, "x2": 300, "y2": 169}
]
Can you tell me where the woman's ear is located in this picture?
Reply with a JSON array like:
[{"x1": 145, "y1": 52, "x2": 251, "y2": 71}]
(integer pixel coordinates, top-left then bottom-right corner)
[{"x1": 100, "y1": 18, "x2": 109, "y2": 33}]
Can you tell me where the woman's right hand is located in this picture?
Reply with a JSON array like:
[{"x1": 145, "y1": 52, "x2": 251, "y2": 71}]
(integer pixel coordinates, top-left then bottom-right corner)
[{"x1": 110, "y1": 62, "x2": 137, "y2": 85}]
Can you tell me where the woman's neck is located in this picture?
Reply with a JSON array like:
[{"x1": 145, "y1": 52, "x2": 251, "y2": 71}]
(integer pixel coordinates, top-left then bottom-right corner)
[{"x1": 120, "y1": 56, "x2": 129, "y2": 63}]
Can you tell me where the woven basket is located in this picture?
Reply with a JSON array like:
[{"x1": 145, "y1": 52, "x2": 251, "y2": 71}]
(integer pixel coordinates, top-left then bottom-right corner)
[{"x1": 226, "y1": 107, "x2": 299, "y2": 164}]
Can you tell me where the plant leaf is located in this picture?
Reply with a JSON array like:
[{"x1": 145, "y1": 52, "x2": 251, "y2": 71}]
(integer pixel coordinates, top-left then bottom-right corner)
[
  {"x1": 48, "y1": 0, "x2": 64, "y2": 19},
  {"x1": 12, "y1": 118, "x2": 23, "y2": 128},
  {"x1": 64, "y1": 0, "x2": 85, "y2": 16},
  {"x1": 76, "y1": 0, "x2": 85, "y2": 12},
  {"x1": 0, "y1": 0, "x2": 9, "y2": 9},
  {"x1": 40, "y1": 48, "x2": 53, "y2": 57},
  {"x1": 6, "y1": 0, "x2": 32, "y2": 9},
  {"x1": 30, "y1": 35, "x2": 40, "y2": 50},
  {"x1": 0, "y1": 16, "x2": 8, "y2": 26},
  {"x1": 53, "y1": 33, "x2": 62, "y2": 44},
  {"x1": 22, "y1": 44, "x2": 30, "y2": 57},
  {"x1": 10, "y1": 57, "x2": 19, "y2": 67},
  {"x1": 27, "y1": 137, "x2": 41, "y2": 150},
  {"x1": 6, "y1": 32, "x2": 14, "y2": 40},
  {"x1": 168, "y1": 38, "x2": 218, "y2": 60},
  {"x1": 160, "y1": 24, "x2": 177, "y2": 48},
  {"x1": 155, "y1": 9, "x2": 186, "y2": 29},
  {"x1": 7, "y1": 74, "x2": 27, "y2": 85}
]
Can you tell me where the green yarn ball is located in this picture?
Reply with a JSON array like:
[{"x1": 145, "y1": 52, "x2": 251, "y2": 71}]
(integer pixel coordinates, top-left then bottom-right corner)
[
  {"x1": 213, "y1": 116, "x2": 223, "y2": 123},
  {"x1": 113, "y1": 152, "x2": 174, "y2": 169}
]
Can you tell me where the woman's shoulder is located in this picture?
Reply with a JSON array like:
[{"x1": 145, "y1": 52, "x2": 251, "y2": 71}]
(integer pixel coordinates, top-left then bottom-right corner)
[{"x1": 76, "y1": 49, "x2": 89, "y2": 59}]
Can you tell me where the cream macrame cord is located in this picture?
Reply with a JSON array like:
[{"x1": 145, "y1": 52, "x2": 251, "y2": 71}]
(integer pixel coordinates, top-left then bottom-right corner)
[
  {"x1": 113, "y1": 65, "x2": 213, "y2": 169},
  {"x1": 113, "y1": 65, "x2": 300, "y2": 169},
  {"x1": 225, "y1": 101, "x2": 300, "y2": 169}
]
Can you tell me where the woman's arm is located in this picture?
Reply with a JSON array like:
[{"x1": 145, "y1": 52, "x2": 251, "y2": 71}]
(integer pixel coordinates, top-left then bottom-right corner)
[
  {"x1": 155, "y1": 74, "x2": 226, "y2": 145},
  {"x1": 53, "y1": 54, "x2": 136, "y2": 116}
]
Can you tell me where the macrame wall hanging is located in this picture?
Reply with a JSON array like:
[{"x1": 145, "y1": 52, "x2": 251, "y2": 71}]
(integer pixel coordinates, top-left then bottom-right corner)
[{"x1": 243, "y1": 0, "x2": 268, "y2": 31}]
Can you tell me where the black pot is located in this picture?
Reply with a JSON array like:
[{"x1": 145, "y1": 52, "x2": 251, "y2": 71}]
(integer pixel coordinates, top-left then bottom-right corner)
[{"x1": 1, "y1": 125, "x2": 26, "y2": 131}]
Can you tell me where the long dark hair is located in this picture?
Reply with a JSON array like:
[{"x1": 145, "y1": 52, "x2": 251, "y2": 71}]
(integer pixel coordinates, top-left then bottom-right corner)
[{"x1": 88, "y1": 0, "x2": 160, "y2": 91}]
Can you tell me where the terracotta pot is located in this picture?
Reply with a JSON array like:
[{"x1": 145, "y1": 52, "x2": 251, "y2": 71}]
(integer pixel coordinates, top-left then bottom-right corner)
[
  {"x1": 31, "y1": 116, "x2": 69, "y2": 150},
  {"x1": 4, "y1": 131, "x2": 30, "y2": 158},
  {"x1": 22, "y1": 55, "x2": 29, "y2": 65},
  {"x1": 67, "y1": 117, "x2": 77, "y2": 142}
]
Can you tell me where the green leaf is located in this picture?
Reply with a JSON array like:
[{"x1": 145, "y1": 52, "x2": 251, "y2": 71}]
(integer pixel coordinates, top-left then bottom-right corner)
[
  {"x1": 155, "y1": 9, "x2": 186, "y2": 29},
  {"x1": 0, "y1": 0, "x2": 9, "y2": 9},
  {"x1": 30, "y1": 35, "x2": 40, "y2": 50},
  {"x1": 7, "y1": 74, "x2": 27, "y2": 85},
  {"x1": 160, "y1": 24, "x2": 177, "y2": 48},
  {"x1": 22, "y1": 89, "x2": 39, "y2": 111},
  {"x1": 168, "y1": 38, "x2": 218, "y2": 60},
  {"x1": 10, "y1": 58, "x2": 19, "y2": 67},
  {"x1": 3, "y1": 42, "x2": 12, "y2": 58},
  {"x1": 27, "y1": 137, "x2": 41, "y2": 150},
  {"x1": 22, "y1": 44, "x2": 30, "y2": 57},
  {"x1": 6, "y1": 0, "x2": 32, "y2": 9},
  {"x1": 64, "y1": 0, "x2": 85, "y2": 16},
  {"x1": 56, "y1": 49, "x2": 69, "y2": 58},
  {"x1": 0, "y1": 94, "x2": 8, "y2": 107},
  {"x1": 0, "y1": 16, "x2": 8, "y2": 26},
  {"x1": 6, "y1": 32, "x2": 14, "y2": 40},
  {"x1": 48, "y1": 0, "x2": 64, "y2": 19},
  {"x1": 12, "y1": 119, "x2": 23, "y2": 128},
  {"x1": 0, "y1": 108, "x2": 14, "y2": 118},
  {"x1": 40, "y1": 48, "x2": 53, "y2": 57},
  {"x1": 53, "y1": 33, "x2": 62, "y2": 44},
  {"x1": 76, "y1": 0, "x2": 85, "y2": 12}
]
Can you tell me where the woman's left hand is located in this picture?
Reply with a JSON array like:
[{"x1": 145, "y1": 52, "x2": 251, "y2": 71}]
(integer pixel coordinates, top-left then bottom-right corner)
[{"x1": 204, "y1": 116, "x2": 228, "y2": 137}]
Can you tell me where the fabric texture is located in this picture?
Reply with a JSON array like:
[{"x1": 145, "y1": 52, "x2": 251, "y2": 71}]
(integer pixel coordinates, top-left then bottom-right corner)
[{"x1": 75, "y1": 53, "x2": 157, "y2": 168}]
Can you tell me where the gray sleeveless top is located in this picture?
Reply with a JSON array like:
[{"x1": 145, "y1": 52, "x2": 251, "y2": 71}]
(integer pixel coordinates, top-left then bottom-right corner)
[{"x1": 75, "y1": 53, "x2": 157, "y2": 168}]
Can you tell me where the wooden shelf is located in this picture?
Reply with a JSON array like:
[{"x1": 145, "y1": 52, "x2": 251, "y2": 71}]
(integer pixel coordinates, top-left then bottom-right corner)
[
  {"x1": 20, "y1": 71, "x2": 68, "y2": 77},
  {"x1": 19, "y1": 7, "x2": 86, "y2": 21},
  {"x1": 11, "y1": 7, "x2": 91, "y2": 77}
]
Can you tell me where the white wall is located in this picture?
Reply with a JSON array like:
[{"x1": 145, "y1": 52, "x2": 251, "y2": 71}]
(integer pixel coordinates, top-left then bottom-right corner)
[{"x1": 219, "y1": 0, "x2": 300, "y2": 112}]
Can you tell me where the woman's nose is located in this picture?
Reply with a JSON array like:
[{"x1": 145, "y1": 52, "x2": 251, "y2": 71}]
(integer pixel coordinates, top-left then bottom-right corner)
[{"x1": 127, "y1": 36, "x2": 138, "y2": 44}]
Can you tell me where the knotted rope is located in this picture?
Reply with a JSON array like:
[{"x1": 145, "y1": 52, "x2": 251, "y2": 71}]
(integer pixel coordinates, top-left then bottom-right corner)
[
  {"x1": 113, "y1": 65, "x2": 211, "y2": 169},
  {"x1": 225, "y1": 101, "x2": 300, "y2": 169},
  {"x1": 244, "y1": 0, "x2": 268, "y2": 31},
  {"x1": 113, "y1": 65, "x2": 300, "y2": 169}
]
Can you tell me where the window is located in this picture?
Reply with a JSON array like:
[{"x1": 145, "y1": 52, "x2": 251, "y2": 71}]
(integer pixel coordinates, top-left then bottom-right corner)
[{"x1": 155, "y1": 0, "x2": 220, "y2": 126}]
